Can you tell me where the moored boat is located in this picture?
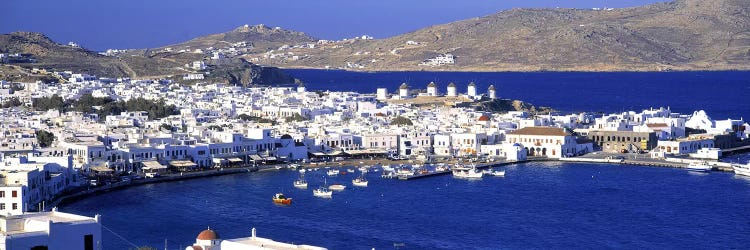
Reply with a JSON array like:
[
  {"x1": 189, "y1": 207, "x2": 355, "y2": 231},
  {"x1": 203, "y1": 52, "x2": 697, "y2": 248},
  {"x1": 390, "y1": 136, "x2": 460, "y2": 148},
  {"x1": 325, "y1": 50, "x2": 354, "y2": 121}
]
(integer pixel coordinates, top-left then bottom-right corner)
[
  {"x1": 452, "y1": 165, "x2": 483, "y2": 178},
  {"x1": 329, "y1": 184, "x2": 346, "y2": 191},
  {"x1": 686, "y1": 161, "x2": 712, "y2": 172},
  {"x1": 272, "y1": 193, "x2": 292, "y2": 205},
  {"x1": 732, "y1": 162, "x2": 750, "y2": 177},
  {"x1": 293, "y1": 179, "x2": 308, "y2": 188},
  {"x1": 327, "y1": 169, "x2": 340, "y2": 176},
  {"x1": 352, "y1": 176, "x2": 368, "y2": 187},
  {"x1": 313, "y1": 187, "x2": 332, "y2": 198}
]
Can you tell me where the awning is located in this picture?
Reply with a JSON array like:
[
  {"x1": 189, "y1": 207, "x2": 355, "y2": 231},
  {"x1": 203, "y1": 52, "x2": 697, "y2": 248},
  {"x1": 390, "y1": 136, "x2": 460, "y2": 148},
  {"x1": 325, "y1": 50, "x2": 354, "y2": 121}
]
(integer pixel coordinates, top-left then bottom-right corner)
[
  {"x1": 328, "y1": 151, "x2": 343, "y2": 156},
  {"x1": 249, "y1": 155, "x2": 264, "y2": 161},
  {"x1": 310, "y1": 152, "x2": 327, "y2": 156},
  {"x1": 264, "y1": 156, "x2": 277, "y2": 161},
  {"x1": 142, "y1": 161, "x2": 167, "y2": 170},
  {"x1": 91, "y1": 165, "x2": 114, "y2": 172},
  {"x1": 212, "y1": 158, "x2": 225, "y2": 164},
  {"x1": 227, "y1": 157, "x2": 243, "y2": 163},
  {"x1": 169, "y1": 160, "x2": 197, "y2": 168}
]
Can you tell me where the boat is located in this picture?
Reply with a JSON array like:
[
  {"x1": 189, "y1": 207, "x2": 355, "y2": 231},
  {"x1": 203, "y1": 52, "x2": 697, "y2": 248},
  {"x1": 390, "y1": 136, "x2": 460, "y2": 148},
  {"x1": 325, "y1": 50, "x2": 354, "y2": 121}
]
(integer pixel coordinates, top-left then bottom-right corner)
[
  {"x1": 686, "y1": 161, "x2": 712, "y2": 172},
  {"x1": 435, "y1": 164, "x2": 449, "y2": 172},
  {"x1": 452, "y1": 165, "x2": 483, "y2": 178},
  {"x1": 398, "y1": 167, "x2": 414, "y2": 176},
  {"x1": 272, "y1": 193, "x2": 292, "y2": 205},
  {"x1": 490, "y1": 170, "x2": 506, "y2": 177},
  {"x1": 329, "y1": 184, "x2": 346, "y2": 191},
  {"x1": 298, "y1": 169, "x2": 306, "y2": 174},
  {"x1": 347, "y1": 169, "x2": 355, "y2": 173},
  {"x1": 352, "y1": 176, "x2": 368, "y2": 187},
  {"x1": 289, "y1": 163, "x2": 301, "y2": 169},
  {"x1": 732, "y1": 162, "x2": 750, "y2": 177},
  {"x1": 293, "y1": 178, "x2": 308, "y2": 188},
  {"x1": 327, "y1": 169, "x2": 340, "y2": 176},
  {"x1": 313, "y1": 187, "x2": 332, "y2": 198},
  {"x1": 358, "y1": 166, "x2": 369, "y2": 172},
  {"x1": 382, "y1": 165, "x2": 393, "y2": 172}
]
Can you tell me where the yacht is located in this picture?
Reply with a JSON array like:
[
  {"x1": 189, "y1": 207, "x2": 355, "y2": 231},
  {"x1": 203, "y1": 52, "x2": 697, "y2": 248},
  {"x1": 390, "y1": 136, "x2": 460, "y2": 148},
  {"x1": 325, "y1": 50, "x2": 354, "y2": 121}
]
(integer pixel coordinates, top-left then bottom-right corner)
[
  {"x1": 452, "y1": 165, "x2": 483, "y2": 179},
  {"x1": 732, "y1": 162, "x2": 750, "y2": 177},
  {"x1": 686, "y1": 161, "x2": 712, "y2": 172},
  {"x1": 352, "y1": 176, "x2": 368, "y2": 187}
]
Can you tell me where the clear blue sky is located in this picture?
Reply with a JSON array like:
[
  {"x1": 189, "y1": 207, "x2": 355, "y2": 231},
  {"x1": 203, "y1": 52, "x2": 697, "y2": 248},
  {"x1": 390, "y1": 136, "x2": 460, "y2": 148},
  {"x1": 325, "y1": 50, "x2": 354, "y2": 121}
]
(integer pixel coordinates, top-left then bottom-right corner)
[{"x1": 1, "y1": 0, "x2": 668, "y2": 51}]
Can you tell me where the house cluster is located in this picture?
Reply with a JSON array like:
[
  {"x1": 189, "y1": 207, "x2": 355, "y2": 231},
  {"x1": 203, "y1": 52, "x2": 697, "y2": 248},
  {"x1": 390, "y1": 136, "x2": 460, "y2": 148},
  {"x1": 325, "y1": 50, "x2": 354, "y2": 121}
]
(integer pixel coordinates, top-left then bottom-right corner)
[
  {"x1": 419, "y1": 53, "x2": 455, "y2": 66},
  {"x1": 2, "y1": 71, "x2": 750, "y2": 214}
]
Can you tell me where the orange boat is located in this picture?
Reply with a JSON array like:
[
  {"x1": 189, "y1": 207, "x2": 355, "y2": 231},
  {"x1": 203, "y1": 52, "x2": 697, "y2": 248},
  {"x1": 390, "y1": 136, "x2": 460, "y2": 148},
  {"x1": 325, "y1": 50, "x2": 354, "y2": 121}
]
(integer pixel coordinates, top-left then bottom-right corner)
[{"x1": 272, "y1": 193, "x2": 292, "y2": 205}]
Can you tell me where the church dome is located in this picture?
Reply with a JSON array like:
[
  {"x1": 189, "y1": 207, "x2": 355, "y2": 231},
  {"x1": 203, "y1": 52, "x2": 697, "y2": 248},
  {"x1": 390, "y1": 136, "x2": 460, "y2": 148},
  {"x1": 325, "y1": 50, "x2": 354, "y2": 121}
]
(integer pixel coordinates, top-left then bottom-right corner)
[
  {"x1": 280, "y1": 134, "x2": 293, "y2": 139},
  {"x1": 197, "y1": 228, "x2": 220, "y2": 240}
]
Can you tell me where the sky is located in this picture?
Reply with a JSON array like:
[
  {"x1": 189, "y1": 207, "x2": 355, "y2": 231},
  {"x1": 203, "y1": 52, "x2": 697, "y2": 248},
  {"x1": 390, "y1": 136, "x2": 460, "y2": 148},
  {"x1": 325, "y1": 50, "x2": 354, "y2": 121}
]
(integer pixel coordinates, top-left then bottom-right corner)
[{"x1": 1, "y1": 0, "x2": 668, "y2": 51}]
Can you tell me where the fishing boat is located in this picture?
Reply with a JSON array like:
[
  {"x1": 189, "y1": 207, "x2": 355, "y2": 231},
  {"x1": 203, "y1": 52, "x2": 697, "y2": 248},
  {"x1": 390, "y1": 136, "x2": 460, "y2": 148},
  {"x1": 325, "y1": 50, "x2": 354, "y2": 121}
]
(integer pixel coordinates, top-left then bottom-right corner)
[
  {"x1": 490, "y1": 170, "x2": 506, "y2": 177},
  {"x1": 272, "y1": 193, "x2": 292, "y2": 205},
  {"x1": 732, "y1": 162, "x2": 750, "y2": 177},
  {"x1": 329, "y1": 184, "x2": 346, "y2": 191},
  {"x1": 327, "y1": 169, "x2": 340, "y2": 176},
  {"x1": 313, "y1": 187, "x2": 332, "y2": 198},
  {"x1": 352, "y1": 175, "x2": 368, "y2": 187},
  {"x1": 686, "y1": 161, "x2": 712, "y2": 172},
  {"x1": 298, "y1": 169, "x2": 306, "y2": 174},
  {"x1": 346, "y1": 169, "x2": 355, "y2": 173},
  {"x1": 293, "y1": 178, "x2": 308, "y2": 189},
  {"x1": 452, "y1": 165, "x2": 483, "y2": 179}
]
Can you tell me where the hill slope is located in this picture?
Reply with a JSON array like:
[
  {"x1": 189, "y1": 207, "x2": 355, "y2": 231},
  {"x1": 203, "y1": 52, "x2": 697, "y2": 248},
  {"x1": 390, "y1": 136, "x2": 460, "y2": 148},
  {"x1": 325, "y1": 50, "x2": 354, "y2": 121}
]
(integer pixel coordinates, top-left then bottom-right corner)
[
  {"x1": 0, "y1": 31, "x2": 296, "y2": 85},
  {"x1": 251, "y1": 0, "x2": 750, "y2": 71}
]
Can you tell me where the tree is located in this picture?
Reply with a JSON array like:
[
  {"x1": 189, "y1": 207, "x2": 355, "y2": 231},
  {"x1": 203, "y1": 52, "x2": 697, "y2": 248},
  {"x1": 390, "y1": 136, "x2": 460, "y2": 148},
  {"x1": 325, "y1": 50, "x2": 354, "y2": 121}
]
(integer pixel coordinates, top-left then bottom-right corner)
[
  {"x1": 32, "y1": 94, "x2": 66, "y2": 111},
  {"x1": 284, "y1": 113, "x2": 307, "y2": 122},
  {"x1": 35, "y1": 130, "x2": 55, "y2": 147},
  {"x1": 1, "y1": 97, "x2": 23, "y2": 108},
  {"x1": 159, "y1": 123, "x2": 174, "y2": 132},
  {"x1": 391, "y1": 116, "x2": 413, "y2": 126}
]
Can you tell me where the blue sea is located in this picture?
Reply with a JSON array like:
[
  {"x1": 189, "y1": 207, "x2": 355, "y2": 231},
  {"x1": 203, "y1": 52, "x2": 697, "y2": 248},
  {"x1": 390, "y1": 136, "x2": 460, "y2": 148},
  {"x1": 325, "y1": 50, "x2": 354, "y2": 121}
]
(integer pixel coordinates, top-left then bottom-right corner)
[
  {"x1": 63, "y1": 161, "x2": 750, "y2": 249},
  {"x1": 61, "y1": 71, "x2": 750, "y2": 249},
  {"x1": 286, "y1": 70, "x2": 750, "y2": 121}
]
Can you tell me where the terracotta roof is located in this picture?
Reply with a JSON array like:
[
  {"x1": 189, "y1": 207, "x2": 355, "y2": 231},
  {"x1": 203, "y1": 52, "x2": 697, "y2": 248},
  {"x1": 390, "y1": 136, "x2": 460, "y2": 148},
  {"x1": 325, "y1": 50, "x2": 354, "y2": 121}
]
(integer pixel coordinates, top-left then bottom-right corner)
[
  {"x1": 191, "y1": 246, "x2": 203, "y2": 250},
  {"x1": 508, "y1": 127, "x2": 570, "y2": 136},
  {"x1": 197, "y1": 228, "x2": 220, "y2": 240},
  {"x1": 478, "y1": 115, "x2": 490, "y2": 121},
  {"x1": 646, "y1": 123, "x2": 668, "y2": 128}
]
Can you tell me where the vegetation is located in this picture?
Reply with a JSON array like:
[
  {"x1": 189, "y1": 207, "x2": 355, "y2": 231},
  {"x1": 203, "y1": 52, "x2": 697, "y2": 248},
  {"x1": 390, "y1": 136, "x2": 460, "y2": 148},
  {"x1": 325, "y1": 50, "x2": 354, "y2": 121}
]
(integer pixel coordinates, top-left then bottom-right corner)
[
  {"x1": 284, "y1": 113, "x2": 307, "y2": 122},
  {"x1": 1, "y1": 97, "x2": 23, "y2": 108},
  {"x1": 35, "y1": 130, "x2": 55, "y2": 147},
  {"x1": 159, "y1": 123, "x2": 174, "y2": 132},
  {"x1": 32, "y1": 94, "x2": 65, "y2": 111},
  {"x1": 32, "y1": 93, "x2": 178, "y2": 120},
  {"x1": 207, "y1": 125, "x2": 224, "y2": 131},
  {"x1": 391, "y1": 116, "x2": 413, "y2": 126},
  {"x1": 237, "y1": 114, "x2": 276, "y2": 124}
]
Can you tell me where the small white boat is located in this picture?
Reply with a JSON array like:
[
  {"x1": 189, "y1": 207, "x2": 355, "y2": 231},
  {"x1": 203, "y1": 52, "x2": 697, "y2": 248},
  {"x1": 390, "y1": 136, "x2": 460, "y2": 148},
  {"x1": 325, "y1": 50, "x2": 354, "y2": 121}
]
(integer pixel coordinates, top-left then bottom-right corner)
[
  {"x1": 313, "y1": 187, "x2": 332, "y2": 198},
  {"x1": 382, "y1": 165, "x2": 393, "y2": 172},
  {"x1": 732, "y1": 162, "x2": 750, "y2": 177},
  {"x1": 293, "y1": 179, "x2": 308, "y2": 188},
  {"x1": 329, "y1": 184, "x2": 346, "y2": 191},
  {"x1": 298, "y1": 169, "x2": 306, "y2": 174},
  {"x1": 352, "y1": 176, "x2": 368, "y2": 187},
  {"x1": 358, "y1": 166, "x2": 369, "y2": 172},
  {"x1": 327, "y1": 169, "x2": 340, "y2": 176},
  {"x1": 452, "y1": 165, "x2": 483, "y2": 179},
  {"x1": 491, "y1": 170, "x2": 506, "y2": 177},
  {"x1": 686, "y1": 161, "x2": 712, "y2": 172},
  {"x1": 346, "y1": 169, "x2": 355, "y2": 173}
]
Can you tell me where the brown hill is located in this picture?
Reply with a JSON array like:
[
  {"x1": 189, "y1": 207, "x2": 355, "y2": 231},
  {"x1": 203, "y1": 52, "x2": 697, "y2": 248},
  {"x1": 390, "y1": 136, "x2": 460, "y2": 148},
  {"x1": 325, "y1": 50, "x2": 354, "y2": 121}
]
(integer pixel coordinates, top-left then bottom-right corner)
[
  {"x1": 250, "y1": 0, "x2": 750, "y2": 71},
  {"x1": 163, "y1": 24, "x2": 316, "y2": 52}
]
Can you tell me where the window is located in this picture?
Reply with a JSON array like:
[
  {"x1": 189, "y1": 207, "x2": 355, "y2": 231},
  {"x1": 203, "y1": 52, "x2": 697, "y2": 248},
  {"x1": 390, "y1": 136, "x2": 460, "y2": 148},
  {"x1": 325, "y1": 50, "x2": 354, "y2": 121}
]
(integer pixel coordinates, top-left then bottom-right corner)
[
  {"x1": 12, "y1": 203, "x2": 17, "y2": 210},
  {"x1": 12, "y1": 191, "x2": 17, "y2": 198},
  {"x1": 0, "y1": 203, "x2": 4, "y2": 210},
  {"x1": 0, "y1": 191, "x2": 4, "y2": 197}
]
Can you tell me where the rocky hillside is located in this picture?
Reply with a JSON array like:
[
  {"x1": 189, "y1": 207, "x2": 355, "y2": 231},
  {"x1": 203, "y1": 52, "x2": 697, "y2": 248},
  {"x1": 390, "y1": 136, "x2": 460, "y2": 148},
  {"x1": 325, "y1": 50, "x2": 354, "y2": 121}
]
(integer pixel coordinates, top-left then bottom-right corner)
[
  {"x1": 0, "y1": 31, "x2": 296, "y2": 85},
  {"x1": 250, "y1": 0, "x2": 750, "y2": 71},
  {"x1": 163, "y1": 24, "x2": 316, "y2": 52}
]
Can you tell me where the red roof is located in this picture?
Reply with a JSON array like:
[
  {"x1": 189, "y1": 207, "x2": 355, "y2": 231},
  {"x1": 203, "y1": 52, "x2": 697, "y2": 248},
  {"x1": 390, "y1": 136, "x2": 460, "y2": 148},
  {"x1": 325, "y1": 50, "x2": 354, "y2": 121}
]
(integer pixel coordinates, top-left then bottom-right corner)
[
  {"x1": 478, "y1": 115, "x2": 490, "y2": 121},
  {"x1": 197, "y1": 229, "x2": 219, "y2": 240}
]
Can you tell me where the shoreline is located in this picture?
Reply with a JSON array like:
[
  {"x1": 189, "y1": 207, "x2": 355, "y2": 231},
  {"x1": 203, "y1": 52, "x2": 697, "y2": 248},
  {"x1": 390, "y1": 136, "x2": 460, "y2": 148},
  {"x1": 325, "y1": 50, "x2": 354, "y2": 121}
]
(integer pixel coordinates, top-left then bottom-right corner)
[
  {"x1": 279, "y1": 66, "x2": 750, "y2": 74},
  {"x1": 49, "y1": 154, "x2": 742, "y2": 210}
]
